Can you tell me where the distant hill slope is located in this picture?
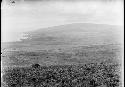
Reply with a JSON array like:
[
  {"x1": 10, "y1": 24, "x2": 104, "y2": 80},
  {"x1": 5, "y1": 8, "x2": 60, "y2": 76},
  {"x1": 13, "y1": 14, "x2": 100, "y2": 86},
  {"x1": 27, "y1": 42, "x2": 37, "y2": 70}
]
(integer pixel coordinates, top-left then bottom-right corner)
[
  {"x1": 20, "y1": 23, "x2": 122, "y2": 45},
  {"x1": 1, "y1": 23, "x2": 122, "y2": 51},
  {"x1": 1, "y1": 23, "x2": 123, "y2": 70}
]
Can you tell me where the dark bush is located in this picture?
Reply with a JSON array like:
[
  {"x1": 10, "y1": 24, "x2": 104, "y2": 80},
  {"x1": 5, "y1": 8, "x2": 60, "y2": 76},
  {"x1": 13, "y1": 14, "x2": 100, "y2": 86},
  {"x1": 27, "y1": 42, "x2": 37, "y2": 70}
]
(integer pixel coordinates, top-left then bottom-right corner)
[{"x1": 2, "y1": 62, "x2": 121, "y2": 87}]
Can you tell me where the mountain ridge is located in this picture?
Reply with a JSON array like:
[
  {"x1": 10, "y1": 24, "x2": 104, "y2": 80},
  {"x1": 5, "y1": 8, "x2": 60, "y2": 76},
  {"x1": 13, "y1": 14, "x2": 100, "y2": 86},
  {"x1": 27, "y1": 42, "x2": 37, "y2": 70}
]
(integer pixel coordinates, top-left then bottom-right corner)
[{"x1": 24, "y1": 23, "x2": 121, "y2": 34}]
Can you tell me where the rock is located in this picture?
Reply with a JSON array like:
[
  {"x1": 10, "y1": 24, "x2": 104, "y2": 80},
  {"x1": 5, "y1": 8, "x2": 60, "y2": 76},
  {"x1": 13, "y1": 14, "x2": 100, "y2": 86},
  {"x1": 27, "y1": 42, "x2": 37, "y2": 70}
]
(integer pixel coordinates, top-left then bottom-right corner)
[{"x1": 31, "y1": 63, "x2": 40, "y2": 68}]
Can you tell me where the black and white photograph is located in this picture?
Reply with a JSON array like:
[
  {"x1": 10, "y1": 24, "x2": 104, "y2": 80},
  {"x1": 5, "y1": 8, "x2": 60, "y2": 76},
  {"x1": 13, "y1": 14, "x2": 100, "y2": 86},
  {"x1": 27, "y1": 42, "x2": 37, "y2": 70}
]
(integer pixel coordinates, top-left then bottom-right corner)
[{"x1": 1, "y1": 0, "x2": 124, "y2": 87}]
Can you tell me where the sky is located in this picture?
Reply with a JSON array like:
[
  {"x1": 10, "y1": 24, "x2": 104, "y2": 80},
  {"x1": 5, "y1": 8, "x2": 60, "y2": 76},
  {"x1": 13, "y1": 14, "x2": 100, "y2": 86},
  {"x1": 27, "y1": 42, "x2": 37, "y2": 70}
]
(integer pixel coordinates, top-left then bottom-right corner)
[{"x1": 1, "y1": 0, "x2": 124, "y2": 42}]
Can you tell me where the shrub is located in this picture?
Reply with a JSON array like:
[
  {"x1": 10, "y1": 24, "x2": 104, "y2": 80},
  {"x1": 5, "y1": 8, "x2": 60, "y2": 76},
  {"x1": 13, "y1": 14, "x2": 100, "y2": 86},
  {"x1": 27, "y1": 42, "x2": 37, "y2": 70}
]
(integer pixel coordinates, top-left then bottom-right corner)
[{"x1": 2, "y1": 62, "x2": 121, "y2": 87}]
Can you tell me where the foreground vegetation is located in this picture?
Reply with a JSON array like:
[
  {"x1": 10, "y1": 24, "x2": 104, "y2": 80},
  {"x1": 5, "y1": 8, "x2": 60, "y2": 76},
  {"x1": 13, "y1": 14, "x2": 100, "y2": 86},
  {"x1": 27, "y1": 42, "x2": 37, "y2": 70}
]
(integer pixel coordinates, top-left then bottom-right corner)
[
  {"x1": 1, "y1": 44, "x2": 122, "y2": 87},
  {"x1": 2, "y1": 62, "x2": 121, "y2": 87}
]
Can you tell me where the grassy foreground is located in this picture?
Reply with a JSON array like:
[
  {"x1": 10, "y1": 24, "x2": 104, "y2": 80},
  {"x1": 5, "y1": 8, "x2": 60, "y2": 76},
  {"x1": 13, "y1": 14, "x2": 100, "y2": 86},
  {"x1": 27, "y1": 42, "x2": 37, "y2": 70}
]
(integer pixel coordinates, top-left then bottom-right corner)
[{"x1": 2, "y1": 62, "x2": 121, "y2": 87}]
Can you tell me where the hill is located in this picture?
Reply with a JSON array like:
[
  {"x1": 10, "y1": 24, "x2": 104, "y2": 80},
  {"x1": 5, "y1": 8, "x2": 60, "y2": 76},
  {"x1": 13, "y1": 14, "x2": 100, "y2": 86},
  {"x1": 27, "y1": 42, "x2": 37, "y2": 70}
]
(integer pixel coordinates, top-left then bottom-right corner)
[
  {"x1": 1, "y1": 23, "x2": 122, "y2": 67},
  {"x1": 20, "y1": 23, "x2": 122, "y2": 46}
]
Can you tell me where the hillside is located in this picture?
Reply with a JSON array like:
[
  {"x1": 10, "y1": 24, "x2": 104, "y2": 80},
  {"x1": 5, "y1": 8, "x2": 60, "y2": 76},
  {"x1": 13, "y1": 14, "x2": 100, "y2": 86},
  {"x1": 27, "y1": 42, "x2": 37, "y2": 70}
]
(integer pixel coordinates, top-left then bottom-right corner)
[
  {"x1": 20, "y1": 23, "x2": 121, "y2": 46},
  {"x1": 1, "y1": 23, "x2": 122, "y2": 67},
  {"x1": 1, "y1": 23, "x2": 123, "y2": 87}
]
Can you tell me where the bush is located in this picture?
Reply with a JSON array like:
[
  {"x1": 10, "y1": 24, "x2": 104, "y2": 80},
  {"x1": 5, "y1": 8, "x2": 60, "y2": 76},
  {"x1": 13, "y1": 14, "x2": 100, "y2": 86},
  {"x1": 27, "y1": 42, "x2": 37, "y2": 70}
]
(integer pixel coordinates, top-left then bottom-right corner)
[{"x1": 2, "y1": 62, "x2": 121, "y2": 87}]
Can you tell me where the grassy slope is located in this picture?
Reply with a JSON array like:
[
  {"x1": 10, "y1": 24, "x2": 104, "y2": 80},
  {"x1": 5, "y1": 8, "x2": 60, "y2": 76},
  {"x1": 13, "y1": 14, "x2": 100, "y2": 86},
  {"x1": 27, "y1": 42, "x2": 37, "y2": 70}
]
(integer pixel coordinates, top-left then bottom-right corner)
[
  {"x1": 1, "y1": 44, "x2": 122, "y2": 68},
  {"x1": 1, "y1": 23, "x2": 123, "y2": 87}
]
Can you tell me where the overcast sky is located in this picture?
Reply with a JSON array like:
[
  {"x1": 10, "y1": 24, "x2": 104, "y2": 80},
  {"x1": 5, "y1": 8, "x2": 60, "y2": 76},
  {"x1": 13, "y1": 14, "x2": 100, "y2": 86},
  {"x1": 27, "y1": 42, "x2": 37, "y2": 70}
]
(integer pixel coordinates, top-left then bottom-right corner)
[{"x1": 1, "y1": 0, "x2": 123, "y2": 42}]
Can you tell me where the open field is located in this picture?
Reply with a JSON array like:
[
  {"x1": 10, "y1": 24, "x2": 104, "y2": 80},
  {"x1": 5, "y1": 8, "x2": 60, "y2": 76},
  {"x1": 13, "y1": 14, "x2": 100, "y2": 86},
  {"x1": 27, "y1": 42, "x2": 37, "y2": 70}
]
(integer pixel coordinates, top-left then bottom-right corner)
[
  {"x1": 1, "y1": 44, "x2": 121, "y2": 67},
  {"x1": 1, "y1": 44, "x2": 122, "y2": 87}
]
